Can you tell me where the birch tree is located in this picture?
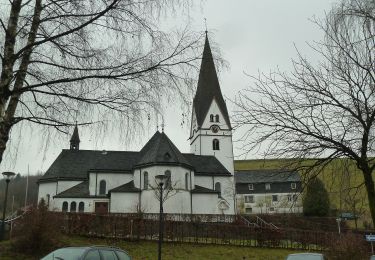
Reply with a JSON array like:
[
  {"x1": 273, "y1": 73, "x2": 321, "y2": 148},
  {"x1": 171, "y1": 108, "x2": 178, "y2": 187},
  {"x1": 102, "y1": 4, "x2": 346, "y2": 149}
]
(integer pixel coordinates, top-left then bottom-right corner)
[{"x1": 0, "y1": 0, "x2": 202, "y2": 164}]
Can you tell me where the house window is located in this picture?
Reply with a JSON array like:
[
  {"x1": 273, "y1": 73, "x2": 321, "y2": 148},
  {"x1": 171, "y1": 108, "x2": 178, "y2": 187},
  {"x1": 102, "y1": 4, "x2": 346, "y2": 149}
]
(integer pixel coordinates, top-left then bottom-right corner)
[
  {"x1": 215, "y1": 182, "x2": 221, "y2": 195},
  {"x1": 245, "y1": 207, "x2": 252, "y2": 214},
  {"x1": 244, "y1": 195, "x2": 254, "y2": 203},
  {"x1": 185, "y1": 173, "x2": 189, "y2": 190},
  {"x1": 212, "y1": 139, "x2": 220, "y2": 150},
  {"x1": 269, "y1": 207, "x2": 275, "y2": 212},
  {"x1": 70, "y1": 201, "x2": 77, "y2": 212},
  {"x1": 248, "y1": 184, "x2": 254, "y2": 190},
  {"x1": 272, "y1": 195, "x2": 278, "y2": 202},
  {"x1": 287, "y1": 195, "x2": 292, "y2": 202},
  {"x1": 165, "y1": 170, "x2": 171, "y2": 189},
  {"x1": 78, "y1": 202, "x2": 84, "y2": 212},
  {"x1": 215, "y1": 114, "x2": 219, "y2": 122},
  {"x1": 99, "y1": 180, "x2": 106, "y2": 195},
  {"x1": 144, "y1": 172, "x2": 149, "y2": 190},
  {"x1": 291, "y1": 182, "x2": 297, "y2": 189},
  {"x1": 210, "y1": 114, "x2": 214, "y2": 122},
  {"x1": 62, "y1": 201, "x2": 68, "y2": 212},
  {"x1": 265, "y1": 183, "x2": 271, "y2": 190}
]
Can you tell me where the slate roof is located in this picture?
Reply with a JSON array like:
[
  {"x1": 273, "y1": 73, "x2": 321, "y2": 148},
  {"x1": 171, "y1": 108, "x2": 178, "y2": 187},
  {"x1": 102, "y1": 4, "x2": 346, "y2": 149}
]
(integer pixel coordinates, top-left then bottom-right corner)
[
  {"x1": 109, "y1": 181, "x2": 141, "y2": 193},
  {"x1": 235, "y1": 169, "x2": 301, "y2": 184},
  {"x1": 193, "y1": 35, "x2": 231, "y2": 129},
  {"x1": 191, "y1": 185, "x2": 220, "y2": 194},
  {"x1": 40, "y1": 131, "x2": 231, "y2": 183},
  {"x1": 54, "y1": 181, "x2": 92, "y2": 198},
  {"x1": 136, "y1": 131, "x2": 192, "y2": 168},
  {"x1": 183, "y1": 154, "x2": 230, "y2": 175}
]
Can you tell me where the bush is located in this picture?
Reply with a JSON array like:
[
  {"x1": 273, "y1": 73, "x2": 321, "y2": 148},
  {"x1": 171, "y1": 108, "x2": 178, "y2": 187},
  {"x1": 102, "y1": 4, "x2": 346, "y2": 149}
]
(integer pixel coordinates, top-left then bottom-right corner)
[
  {"x1": 303, "y1": 178, "x2": 330, "y2": 217},
  {"x1": 11, "y1": 199, "x2": 62, "y2": 256},
  {"x1": 327, "y1": 232, "x2": 368, "y2": 260}
]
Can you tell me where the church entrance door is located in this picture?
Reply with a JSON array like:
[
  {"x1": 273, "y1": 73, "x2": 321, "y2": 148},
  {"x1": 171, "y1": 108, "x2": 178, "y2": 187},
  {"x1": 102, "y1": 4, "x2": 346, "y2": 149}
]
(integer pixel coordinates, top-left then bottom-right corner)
[{"x1": 95, "y1": 202, "x2": 108, "y2": 214}]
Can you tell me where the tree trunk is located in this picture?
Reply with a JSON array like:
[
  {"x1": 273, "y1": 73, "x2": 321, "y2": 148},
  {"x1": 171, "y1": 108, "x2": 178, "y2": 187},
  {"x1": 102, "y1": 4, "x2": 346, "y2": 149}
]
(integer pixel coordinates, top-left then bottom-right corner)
[
  {"x1": 363, "y1": 169, "x2": 375, "y2": 228},
  {"x1": 0, "y1": 121, "x2": 12, "y2": 164}
]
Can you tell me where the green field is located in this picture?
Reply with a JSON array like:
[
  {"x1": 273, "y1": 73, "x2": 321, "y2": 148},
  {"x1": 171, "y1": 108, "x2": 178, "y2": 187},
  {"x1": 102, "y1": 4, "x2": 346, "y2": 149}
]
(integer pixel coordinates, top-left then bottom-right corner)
[
  {"x1": 235, "y1": 159, "x2": 372, "y2": 227},
  {"x1": 0, "y1": 235, "x2": 309, "y2": 260}
]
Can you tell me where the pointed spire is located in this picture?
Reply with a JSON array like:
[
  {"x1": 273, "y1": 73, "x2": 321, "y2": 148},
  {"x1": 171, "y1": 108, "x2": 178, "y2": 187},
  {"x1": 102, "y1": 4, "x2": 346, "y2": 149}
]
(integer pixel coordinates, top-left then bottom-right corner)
[
  {"x1": 193, "y1": 34, "x2": 231, "y2": 128},
  {"x1": 70, "y1": 123, "x2": 80, "y2": 150}
]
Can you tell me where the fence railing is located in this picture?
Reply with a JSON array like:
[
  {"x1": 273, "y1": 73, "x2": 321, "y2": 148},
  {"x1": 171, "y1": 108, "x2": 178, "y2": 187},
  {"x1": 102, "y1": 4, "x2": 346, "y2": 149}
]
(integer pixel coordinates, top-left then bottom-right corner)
[{"x1": 52, "y1": 213, "x2": 351, "y2": 251}]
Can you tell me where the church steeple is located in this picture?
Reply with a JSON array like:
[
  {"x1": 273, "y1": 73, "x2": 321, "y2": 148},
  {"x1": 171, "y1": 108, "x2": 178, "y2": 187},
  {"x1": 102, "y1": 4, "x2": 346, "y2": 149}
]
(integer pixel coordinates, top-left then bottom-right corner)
[
  {"x1": 70, "y1": 124, "x2": 80, "y2": 150},
  {"x1": 193, "y1": 34, "x2": 231, "y2": 129}
]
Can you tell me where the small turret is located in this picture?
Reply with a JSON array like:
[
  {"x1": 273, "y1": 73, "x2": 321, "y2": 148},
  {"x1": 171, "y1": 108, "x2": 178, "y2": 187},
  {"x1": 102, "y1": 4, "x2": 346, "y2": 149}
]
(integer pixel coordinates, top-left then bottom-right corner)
[{"x1": 70, "y1": 124, "x2": 80, "y2": 150}]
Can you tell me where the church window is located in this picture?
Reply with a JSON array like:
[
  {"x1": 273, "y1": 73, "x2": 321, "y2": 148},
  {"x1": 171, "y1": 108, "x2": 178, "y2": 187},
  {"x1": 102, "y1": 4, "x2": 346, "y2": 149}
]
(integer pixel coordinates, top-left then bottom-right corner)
[
  {"x1": 213, "y1": 139, "x2": 220, "y2": 150},
  {"x1": 215, "y1": 114, "x2": 219, "y2": 122},
  {"x1": 144, "y1": 172, "x2": 149, "y2": 190},
  {"x1": 185, "y1": 173, "x2": 189, "y2": 190},
  {"x1": 46, "y1": 194, "x2": 50, "y2": 206},
  {"x1": 70, "y1": 201, "x2": 77, "y2": 212},
  {"x1": 165, "y1": 170, "x2": 171, "y2": 189},
  {"x1": 78, "y1": 202, "x2": 84, "y2": 212},
  {"x1": 210, "y1": 114, "x2": 214, "y2": 122},
  {"x1": 62, "y1": 201, "x2": 68, "y2": 212},
  {"x1": 215, "y1": 182, "x2": 221, "y2": 195},
  {"x1": 99, "y1": 180, "x2": 106, "y2": 195}
]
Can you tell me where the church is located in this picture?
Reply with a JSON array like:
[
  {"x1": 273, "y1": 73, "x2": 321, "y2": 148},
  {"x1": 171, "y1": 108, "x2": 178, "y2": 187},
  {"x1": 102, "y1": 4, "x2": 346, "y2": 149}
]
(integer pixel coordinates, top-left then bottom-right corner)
[{"x1": 37, "y1": 35, "x2": 236, "y2": 215}]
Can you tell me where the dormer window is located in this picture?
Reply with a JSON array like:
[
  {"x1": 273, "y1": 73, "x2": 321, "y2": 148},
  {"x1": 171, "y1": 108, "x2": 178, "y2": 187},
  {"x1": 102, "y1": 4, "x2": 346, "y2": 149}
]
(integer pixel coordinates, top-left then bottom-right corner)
[
  {"x1": 291, "y1": 183, "x2": 296, "y2": 190},
  {"x1": 248, "y1": 184, "x2": 254, "y2": 190},
  {"x1": 215, "y1": 114, "x2": 219, "y2": 122},
  {"x1": 164, "y1": 152, "x2": 171, "y2": 160},
  {"x1": 210, "y1": 114, "x2": 214, "y2": 122},
  {"x1": 212, "y1": 139, "x2": 220, "y2": 150}
]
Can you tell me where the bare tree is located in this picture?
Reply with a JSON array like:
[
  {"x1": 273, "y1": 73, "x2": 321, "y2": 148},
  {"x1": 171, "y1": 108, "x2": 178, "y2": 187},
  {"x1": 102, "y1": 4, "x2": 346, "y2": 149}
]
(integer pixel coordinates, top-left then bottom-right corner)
[
  {"x1": 0, "y1": 0, "x2": 204, "y2": 164},
  {"x1": 233, "y1": 0, "x2": 375, "y2": 225}
]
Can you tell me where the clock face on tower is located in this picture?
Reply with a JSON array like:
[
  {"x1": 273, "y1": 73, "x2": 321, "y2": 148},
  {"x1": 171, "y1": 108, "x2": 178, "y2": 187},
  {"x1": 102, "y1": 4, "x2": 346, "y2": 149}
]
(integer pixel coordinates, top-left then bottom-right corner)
[{"x1": 211, "y1": 125, "x2": 219, "y2": 133}]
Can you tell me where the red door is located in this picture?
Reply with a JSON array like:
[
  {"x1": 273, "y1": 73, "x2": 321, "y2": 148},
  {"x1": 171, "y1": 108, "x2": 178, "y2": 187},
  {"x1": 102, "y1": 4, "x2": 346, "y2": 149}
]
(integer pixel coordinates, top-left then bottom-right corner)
[{"x1": 95, "y1": 202, "x2": 108, "y2": 214}]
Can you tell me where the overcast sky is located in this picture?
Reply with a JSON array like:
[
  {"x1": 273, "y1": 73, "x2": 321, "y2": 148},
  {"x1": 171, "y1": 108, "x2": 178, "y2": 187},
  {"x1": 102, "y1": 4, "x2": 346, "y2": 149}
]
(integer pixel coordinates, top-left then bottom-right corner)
[{"x1": 0, "y1": 0, "x2": 338, "y2": 175}]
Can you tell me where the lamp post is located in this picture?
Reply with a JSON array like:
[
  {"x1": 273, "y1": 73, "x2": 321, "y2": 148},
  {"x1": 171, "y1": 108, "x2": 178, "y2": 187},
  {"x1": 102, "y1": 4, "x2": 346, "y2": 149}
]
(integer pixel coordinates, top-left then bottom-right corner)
[
  {"x1": 0, "y1": 171, "x2": 15, "y2": 241},
  {"x1": 155, "y1": 174, "x2": 167, "y2": 260}
]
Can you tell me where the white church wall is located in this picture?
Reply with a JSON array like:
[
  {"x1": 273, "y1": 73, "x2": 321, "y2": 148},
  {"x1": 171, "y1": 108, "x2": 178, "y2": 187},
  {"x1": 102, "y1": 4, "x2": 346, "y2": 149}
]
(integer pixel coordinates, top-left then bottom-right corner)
[
  {"x1": 57, "y1": 180, "x2": 81, "y2": 194},
  {"x1": 89, "y1": 172, "x2": 133, "y2": 195},
  {"x1": 194, "y1": 176, "x2": 213, "y2": 190},
  {"x1": 192, "y1": 193, "x2": 220, "y2": 214},
  {"x1": 110, "y1": 193, "x2": 139, "y2": 213},
  {"x1": 141, "y1": 189, "x2": 191, "y2": 214},
  {"x1": 213, "y1": 176, "x2": 236, "y2": 214},
  {"x1": 201, "y1": 99, "x2": 230, "y2": 130},
  {"x1": 53, "y1": 197, "x2": 102, "y2": 213},
  {"x1": 38, "y1": 182, "x2": 57, "y2": 210}
]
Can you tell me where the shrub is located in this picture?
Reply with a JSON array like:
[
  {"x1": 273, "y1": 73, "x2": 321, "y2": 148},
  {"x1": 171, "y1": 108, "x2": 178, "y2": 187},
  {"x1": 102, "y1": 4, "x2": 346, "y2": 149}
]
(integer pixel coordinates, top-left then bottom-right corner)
[
  {"x1": 303, "y1": 178, "x2": 330, "y2": 217},
  {"x1": 11, "y1": 199, "x2": 62, "y2": 256},
  {"x1": 327, "y1": 232, "x2": 368, "y2": 260}
]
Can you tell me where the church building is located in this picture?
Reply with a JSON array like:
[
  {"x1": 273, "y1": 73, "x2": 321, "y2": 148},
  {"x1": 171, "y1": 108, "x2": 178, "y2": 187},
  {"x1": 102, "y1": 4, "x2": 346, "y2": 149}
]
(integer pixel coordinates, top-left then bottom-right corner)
[{"x1": 38, "y1": 35, "x2": 236, "y2": 215}]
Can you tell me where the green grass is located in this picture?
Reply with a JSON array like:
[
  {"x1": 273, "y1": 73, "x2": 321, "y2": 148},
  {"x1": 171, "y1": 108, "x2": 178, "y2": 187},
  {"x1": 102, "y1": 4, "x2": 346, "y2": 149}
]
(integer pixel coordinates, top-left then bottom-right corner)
[{"x1": 0, "y1": 235, "x2": 308, "y2": 260}]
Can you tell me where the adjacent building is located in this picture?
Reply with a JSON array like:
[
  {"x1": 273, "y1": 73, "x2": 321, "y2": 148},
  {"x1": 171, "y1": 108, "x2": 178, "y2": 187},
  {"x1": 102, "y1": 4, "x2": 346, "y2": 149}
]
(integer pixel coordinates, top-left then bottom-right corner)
[{"x1": 235, "y1": 169, "x2": 303, "y2": 214}]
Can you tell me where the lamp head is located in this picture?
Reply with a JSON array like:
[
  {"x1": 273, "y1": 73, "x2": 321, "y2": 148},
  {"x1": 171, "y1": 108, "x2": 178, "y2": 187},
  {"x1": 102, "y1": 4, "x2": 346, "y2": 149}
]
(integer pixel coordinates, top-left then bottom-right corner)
[
  {"x1": 2, "y1": 171, "x2": 15, "y2": 180},
  {"x1": 155, "y1": 174, "x2": 167, "y2": 187}
]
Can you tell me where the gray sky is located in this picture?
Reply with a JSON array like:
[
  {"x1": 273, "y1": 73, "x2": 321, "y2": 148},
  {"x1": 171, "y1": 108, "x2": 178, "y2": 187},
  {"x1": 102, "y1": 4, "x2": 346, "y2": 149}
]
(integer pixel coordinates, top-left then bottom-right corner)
[{"x1": 0, "y1": 0, "x2": 338, "y2": 175}]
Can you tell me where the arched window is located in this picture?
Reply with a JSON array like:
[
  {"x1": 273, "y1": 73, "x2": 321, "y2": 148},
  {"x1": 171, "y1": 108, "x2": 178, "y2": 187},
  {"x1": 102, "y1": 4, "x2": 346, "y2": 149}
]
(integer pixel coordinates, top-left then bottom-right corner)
[
  {"x1": 46, "y1": 194, "x2": 50, "y2": 206},
  {"x1": 99, "y1": 180, "x2": 106, "y2": 195},
  {"x1": 62, "y1": 201, "x2": 68, "y2": 212},
  {"x1": 213, "y1": 139, "x2": 220, "y2": 150},
  {"x1": 78, "y1": 202, "x2": 84, "y2": 212},
  {"x1": 215, "y1": 182, "x2": 221, "y2": 195},
  {"x1": 70, "y1": 201, "x2": 77, "y2": 212},
  {"x1": 210, "y1": 114, "x2": 214, "y2": 122},
  {"x1": 165, "y1": 170, "x2": 171, "y2": 189},
  {"x1": 185, "y1": 173, "x2": 189, "y2": 190},
  {"x1": 144, "y1": 172, "x2": 149, "y2": 190},
  {"x1": 215, "y1": 114, "x2": 219, "y2": 122}
]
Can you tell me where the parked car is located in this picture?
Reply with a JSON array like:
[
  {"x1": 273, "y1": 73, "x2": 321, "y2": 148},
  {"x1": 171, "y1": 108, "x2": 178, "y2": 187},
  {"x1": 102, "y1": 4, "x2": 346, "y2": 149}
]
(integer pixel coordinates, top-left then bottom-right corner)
[
  {"x1": 286, "y1": 253, "x2": 326, "y2": 260},
  {"x1": 40, "y1": 246, "x2": 132, "y2": 260}
]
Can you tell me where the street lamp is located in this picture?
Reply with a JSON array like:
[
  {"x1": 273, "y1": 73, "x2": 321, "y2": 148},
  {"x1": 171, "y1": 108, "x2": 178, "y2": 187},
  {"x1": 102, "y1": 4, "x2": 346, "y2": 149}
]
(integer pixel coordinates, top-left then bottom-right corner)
[
  {"x1": 0, "y1": 171, "x2": 15, "y2": 241},
  {"x1": 155, "y1": 174, "x2": 167, "y2": 260}
]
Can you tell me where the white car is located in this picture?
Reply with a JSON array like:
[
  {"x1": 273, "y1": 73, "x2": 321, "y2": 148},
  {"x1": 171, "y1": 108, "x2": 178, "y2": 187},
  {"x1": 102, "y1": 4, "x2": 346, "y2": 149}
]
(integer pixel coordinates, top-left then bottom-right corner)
[{"x1": 286, "y1": 253, "x2": 326, "y2": 260}]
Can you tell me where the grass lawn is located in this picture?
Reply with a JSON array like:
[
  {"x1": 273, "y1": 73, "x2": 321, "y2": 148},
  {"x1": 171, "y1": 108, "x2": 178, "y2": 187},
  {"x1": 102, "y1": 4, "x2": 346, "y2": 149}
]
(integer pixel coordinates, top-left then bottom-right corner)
[{"x1": 0, "y1": 235, "x2": 308, "y2": 260}]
